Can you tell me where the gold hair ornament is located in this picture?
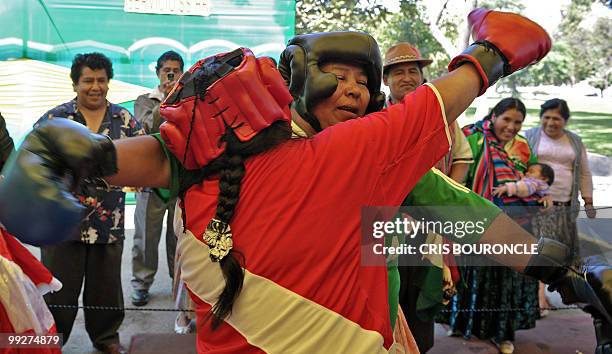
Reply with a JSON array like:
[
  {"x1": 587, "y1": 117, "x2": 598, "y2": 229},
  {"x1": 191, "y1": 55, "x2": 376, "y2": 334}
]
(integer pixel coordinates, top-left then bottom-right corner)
[{"x1": 203, "y1": 218, "x2": 233, "y2": 262}]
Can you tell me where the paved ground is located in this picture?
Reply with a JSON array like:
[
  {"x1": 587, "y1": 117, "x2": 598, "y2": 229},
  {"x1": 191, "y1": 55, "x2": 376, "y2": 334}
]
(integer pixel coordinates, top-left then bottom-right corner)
[
  {"x1": 25, "y1": 175, "x2": 611, "y2": 353},
  {"x1": 27, "y1": 224, "x2": 177, "y2": 354},
  {"x1": 27, "y1": 221, "x2": 603, "y2": 354},
  {"x1": 430, "y1": 297, "x2": 597, "y2": 354}
]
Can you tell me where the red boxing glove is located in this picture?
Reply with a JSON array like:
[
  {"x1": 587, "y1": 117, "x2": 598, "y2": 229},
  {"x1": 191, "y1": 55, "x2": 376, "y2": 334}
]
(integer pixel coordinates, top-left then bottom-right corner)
[
  {"x1": 449, "y1": 8, "x2": 551, "y2": 95},
  {"x1": 160, "y1": 48, "x2": 292, "y2": 170}
]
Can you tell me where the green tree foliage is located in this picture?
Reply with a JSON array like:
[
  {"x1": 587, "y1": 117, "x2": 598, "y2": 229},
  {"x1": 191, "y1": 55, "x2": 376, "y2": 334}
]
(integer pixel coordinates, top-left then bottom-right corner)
[
  {"x1": 555, "y1": 0, "x2": 598, "y2": 84},
  {"x1": 512, "y1": 0, "x2": 610, "y2": 90},
  {"x1": 498, "y1": 0, "x2": 610, "y2": 93},
  {"x1": 478, "y1": 0, "x2": 524, "y2": 12},
  {"x1": 295, "y1": 0, "x2": 609, "y2": 92},
  {"x1": 557, "y1": 0, "x2": 594, "y2": 39},
  {"x1": 295, "y1": 0, "x2": 389, "y2": 34},
  {"x1": 374, "y1": 0, "x2": 449, "y2": 79},
  {"x1": 504, "y1": 43, "x2": 574, "y2": 95},
  {"x1": 587, "y1": 17, "x2": 612, "y2": 95}
]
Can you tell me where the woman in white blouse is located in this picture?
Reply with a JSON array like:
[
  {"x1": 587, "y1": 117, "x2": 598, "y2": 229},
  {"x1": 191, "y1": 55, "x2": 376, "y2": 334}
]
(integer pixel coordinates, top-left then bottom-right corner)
[
  {"x1": 525, "y1": 98, "x2": 595, "y2": 254},
  {"x1": 525, "y1": 98, "x2": 596, "y2": 315}
]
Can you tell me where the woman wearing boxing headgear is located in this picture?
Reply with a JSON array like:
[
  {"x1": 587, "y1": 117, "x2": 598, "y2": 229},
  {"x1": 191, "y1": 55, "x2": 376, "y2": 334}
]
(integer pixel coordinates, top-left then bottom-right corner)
[{"x1": 1, "y1": 9, "x2": 611, "y2": 354}]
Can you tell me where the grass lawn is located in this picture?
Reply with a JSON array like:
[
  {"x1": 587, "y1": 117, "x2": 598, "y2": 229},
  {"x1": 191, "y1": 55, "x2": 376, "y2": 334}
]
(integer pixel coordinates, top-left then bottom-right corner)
[{"x1": 464, "y1": 108, "x2": 612, "y2": 157}]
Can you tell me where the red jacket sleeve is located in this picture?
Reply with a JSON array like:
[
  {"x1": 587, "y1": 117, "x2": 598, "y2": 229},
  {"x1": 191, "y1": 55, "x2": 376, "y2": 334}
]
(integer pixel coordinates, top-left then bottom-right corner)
[{"x1": 308, "y1": 84, "x2": 451, "y2": 206}]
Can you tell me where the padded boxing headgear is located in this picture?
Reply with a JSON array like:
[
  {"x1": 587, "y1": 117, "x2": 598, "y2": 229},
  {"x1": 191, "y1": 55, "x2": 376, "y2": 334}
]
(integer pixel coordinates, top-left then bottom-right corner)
[
  {"x1": 160, "y1": 48, "x2": 293, "y2": 170},
  {"x1": 278, "y1": 31, "x2": 385, "y2": 132}
]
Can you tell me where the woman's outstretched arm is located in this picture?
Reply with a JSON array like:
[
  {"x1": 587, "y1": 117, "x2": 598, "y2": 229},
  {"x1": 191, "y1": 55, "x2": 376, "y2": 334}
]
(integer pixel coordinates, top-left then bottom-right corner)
[{"x1": 105, "y1": 135, "x2": 170, "y2": 188}]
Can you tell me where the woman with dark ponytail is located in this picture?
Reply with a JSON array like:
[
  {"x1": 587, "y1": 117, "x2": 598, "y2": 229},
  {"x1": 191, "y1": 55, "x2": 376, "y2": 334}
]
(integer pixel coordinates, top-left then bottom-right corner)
[
  {"x1": 149, "y1": 39, "x2": 483, "y2": 352},
  {"x1": 5, "y1": 19, "x2": 610, "y2": 354}
]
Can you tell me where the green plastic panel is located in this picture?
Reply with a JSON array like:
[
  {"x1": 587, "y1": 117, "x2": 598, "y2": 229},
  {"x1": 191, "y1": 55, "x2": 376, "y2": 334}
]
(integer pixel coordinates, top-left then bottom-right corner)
[{"x1": 1, "y1": 0, "x2": 296, "y2": 87}]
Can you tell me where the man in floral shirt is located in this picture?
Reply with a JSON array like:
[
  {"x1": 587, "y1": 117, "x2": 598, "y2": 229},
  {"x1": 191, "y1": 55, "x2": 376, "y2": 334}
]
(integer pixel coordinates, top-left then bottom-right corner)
[{"x1": 35, "y1": 52, "x2": 144, "y2": 354}]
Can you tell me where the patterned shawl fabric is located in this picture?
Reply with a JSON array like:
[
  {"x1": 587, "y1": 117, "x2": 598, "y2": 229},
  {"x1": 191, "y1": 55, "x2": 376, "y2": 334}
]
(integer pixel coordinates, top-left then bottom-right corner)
[{"x1": 463, "y1": 118, "x2": 537, "y2": 205}]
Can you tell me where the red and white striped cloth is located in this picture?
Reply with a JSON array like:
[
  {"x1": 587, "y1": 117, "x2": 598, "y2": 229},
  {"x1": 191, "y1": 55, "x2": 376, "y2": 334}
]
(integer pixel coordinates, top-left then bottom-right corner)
[{"x1": 0, "y1": 227, "x2": 62, "y2": 354}]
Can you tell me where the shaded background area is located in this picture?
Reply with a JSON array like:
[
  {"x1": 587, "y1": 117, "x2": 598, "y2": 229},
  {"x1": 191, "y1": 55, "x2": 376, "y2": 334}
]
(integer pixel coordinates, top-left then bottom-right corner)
[
  {"x1": 26, "y1": 213, "x2": 604, "y2": 353},
  {"x1": 0, "y1": 0, "x2": 295, "y2": 144}
]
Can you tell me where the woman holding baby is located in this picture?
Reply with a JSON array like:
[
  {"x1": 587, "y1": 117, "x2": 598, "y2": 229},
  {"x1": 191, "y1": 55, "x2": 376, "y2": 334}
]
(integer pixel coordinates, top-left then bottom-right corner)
[{"x1": 442, "y1": 97, "x2": 545, "y2": 354}]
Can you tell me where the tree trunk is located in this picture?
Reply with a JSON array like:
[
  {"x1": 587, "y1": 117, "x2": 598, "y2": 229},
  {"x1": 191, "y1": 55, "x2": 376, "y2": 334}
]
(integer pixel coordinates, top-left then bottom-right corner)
[
  {"x1": 424, "y1": 0, "x2": 477, "y2": 57},
  {"x1": 460, "y1": 0, "x2": 478, "y2": 50}
]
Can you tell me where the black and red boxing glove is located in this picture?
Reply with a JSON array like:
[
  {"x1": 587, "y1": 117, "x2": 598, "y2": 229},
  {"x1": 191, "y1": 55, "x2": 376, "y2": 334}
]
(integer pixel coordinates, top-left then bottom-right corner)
[
  {"x1": 448, "y1": 8, "x2": 551, "y2": 95},
  {"x1": 593, "y1": 316, "x2": 611, "y2": 354},
  {"x1": 524, "y1": 238, "x2": 612, "y2": 347},
  {"x1": 0, "y1": 118, "x2": 117, "y2": 246}
]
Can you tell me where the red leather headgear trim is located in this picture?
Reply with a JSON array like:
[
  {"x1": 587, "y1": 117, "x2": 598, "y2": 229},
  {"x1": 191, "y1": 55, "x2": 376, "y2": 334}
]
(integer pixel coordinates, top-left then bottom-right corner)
[{"x1": 160, "y1": 48, "x2": 292, "y2": 170}]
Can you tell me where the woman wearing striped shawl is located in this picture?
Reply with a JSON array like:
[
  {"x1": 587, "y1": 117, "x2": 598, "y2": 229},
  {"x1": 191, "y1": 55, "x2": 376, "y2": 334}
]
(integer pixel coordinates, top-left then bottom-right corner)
[{"x1": 443, "y1": 98, "x2": 540, "y2": 354}]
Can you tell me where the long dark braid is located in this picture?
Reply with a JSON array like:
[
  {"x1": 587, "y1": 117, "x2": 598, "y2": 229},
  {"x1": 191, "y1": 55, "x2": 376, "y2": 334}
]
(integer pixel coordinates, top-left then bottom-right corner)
[
  {"x1": 209, "y1": 152, "x2": 246, "y2": 329},
  {"x1": 198, "y1": 121, "x2": 291, "y2": 329}
]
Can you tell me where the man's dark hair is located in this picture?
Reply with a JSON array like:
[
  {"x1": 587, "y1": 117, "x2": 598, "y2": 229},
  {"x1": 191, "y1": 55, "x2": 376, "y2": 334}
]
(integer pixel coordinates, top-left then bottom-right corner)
[
  {"x1": 531, "y1": 162, "x2": 555, "y2": 186},
  {"x1": 540, "y1": 98, "x2": 570, "y2": 121},
  {"x1": 70, "y1": 52, "x2": 113, "y2": 84},
  {"x1": 156, "y1": 50, "x2": 185, "y2": 73}
]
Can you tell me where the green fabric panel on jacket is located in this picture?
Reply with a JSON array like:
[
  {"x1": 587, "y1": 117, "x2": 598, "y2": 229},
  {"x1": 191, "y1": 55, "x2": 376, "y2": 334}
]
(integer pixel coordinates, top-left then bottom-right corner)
[
  {"x1": 153, "y1": 186, "x2": 171, "y2": 202},
  {"x1": 387, "y1": 264, "x2": 400, "y2": 330},
  {"x1": 400, "y1": 168, "x2": 502, "y2": 321},
  {"x1": 465, "y1": 132, "x2": 484, "y2": 189},
  {"x1": 151, "y1": 133, "x2": 181, "y2": 203},
  {"x1": 403, "y1": 168, "x2": 501, "y2": 245}
]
